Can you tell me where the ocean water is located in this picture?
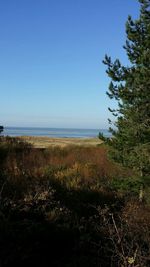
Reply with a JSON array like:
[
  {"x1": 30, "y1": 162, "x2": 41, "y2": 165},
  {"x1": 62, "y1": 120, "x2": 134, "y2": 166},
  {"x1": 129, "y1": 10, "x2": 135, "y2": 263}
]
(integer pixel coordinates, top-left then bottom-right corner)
[{"x1": 3, "y1": 127, "x2": 111, "y2": 138}]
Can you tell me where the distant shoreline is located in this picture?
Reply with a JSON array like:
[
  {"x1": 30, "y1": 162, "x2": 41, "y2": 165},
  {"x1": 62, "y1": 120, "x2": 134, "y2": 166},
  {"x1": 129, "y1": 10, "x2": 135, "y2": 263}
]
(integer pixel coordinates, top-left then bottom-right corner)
[{"x1": 3, "y1": 127, "x2": 110, "y2": 139}]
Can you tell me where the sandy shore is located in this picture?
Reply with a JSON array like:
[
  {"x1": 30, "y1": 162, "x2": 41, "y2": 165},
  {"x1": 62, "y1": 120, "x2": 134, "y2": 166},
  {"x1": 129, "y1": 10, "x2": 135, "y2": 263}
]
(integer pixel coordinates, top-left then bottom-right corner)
[{"x1": 20, "y1": 136, "x2": 103, "y2": 148}]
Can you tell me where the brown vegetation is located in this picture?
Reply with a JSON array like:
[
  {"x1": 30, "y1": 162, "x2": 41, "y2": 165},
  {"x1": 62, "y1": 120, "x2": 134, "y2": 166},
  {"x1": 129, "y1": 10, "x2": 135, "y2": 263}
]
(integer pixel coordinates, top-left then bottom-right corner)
[{"x1": 0, "y1": 137, "x2": 150, "y2": 267}]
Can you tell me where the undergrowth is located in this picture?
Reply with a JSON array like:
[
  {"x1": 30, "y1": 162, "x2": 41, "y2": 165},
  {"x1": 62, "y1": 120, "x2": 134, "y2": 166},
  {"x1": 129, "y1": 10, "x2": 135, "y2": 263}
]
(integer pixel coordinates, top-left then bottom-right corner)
[{"x1": 0, "y1": 137, "x2": 150, "y2": 267}]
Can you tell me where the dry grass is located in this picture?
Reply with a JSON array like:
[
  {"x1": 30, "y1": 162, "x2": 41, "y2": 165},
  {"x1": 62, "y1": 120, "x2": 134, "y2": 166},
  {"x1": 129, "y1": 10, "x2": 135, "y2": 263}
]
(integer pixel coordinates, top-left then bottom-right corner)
[{"x1": 20, "y1": 136, "x2": 103, "y2": 148}]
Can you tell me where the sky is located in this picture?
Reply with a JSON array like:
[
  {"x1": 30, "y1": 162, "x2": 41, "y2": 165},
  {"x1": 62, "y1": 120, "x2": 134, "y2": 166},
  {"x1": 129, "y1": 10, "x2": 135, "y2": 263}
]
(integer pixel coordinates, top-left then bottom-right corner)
[{"x1": 0, "y1": 0, "x2": 140, "y2": 129}]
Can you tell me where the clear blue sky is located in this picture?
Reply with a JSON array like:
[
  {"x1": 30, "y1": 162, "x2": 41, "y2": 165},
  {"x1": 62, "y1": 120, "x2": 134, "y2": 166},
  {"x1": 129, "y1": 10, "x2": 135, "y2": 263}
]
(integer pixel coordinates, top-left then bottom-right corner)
[{"x1": 0, "y1": 0, "x2": 140, "y2": 129}]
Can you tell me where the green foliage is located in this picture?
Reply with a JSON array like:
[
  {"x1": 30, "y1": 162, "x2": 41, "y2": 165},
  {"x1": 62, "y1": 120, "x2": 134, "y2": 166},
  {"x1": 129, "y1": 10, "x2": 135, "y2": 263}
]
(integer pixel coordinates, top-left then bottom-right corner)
[
  {"x1": 98, "y1": 132, "x2": 106, "y2": 141},
  {"x1": 102, "y1": 0, "x2": 150, "y2": 179},
  {"x1": 110, "y1": 176, "x2": 143, "y2": 196}
]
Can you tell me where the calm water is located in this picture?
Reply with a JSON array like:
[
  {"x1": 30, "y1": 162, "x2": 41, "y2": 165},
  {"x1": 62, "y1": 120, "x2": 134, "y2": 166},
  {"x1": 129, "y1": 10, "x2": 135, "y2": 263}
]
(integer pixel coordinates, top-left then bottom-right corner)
[{"x1": 3, "y1": 127, "x2": 111, "y2": 138}]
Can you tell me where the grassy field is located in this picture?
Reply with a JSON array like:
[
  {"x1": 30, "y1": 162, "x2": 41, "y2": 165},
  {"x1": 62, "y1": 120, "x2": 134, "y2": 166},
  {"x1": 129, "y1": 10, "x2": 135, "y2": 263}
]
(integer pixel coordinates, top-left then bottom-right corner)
[
  {"x1": 0, "y1": 137, "x2": 150, "y2": 267},
  {"x1": 20, "y1": 136, "x2": 103, "y2": 148}
]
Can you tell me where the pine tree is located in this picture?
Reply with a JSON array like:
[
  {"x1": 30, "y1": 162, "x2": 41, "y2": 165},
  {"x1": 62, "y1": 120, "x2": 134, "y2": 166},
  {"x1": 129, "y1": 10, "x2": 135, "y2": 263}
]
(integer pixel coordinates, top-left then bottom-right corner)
[{"x1": 103, "y1": 0, "x2": 150, "y2": 181}]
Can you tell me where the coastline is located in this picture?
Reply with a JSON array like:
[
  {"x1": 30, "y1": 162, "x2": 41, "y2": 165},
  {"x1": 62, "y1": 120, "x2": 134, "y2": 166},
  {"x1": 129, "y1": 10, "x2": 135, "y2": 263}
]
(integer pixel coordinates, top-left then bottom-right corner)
[{"x1": 20, "y1": 136, "x2": 103, "y2": 148}]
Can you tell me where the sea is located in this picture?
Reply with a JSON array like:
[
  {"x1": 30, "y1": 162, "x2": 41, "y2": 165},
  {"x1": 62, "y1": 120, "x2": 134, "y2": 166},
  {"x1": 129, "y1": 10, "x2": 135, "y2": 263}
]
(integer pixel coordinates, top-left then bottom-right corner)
[{"x1": 2, "y1": 127, "x2": 111, "y2": 138}]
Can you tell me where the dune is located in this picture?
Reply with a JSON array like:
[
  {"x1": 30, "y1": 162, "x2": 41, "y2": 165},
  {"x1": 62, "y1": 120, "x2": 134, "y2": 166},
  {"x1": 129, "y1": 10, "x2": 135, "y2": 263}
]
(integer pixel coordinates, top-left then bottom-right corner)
[{"x1": 20, "y1": 136, "x2": 103, "y2": 148}]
